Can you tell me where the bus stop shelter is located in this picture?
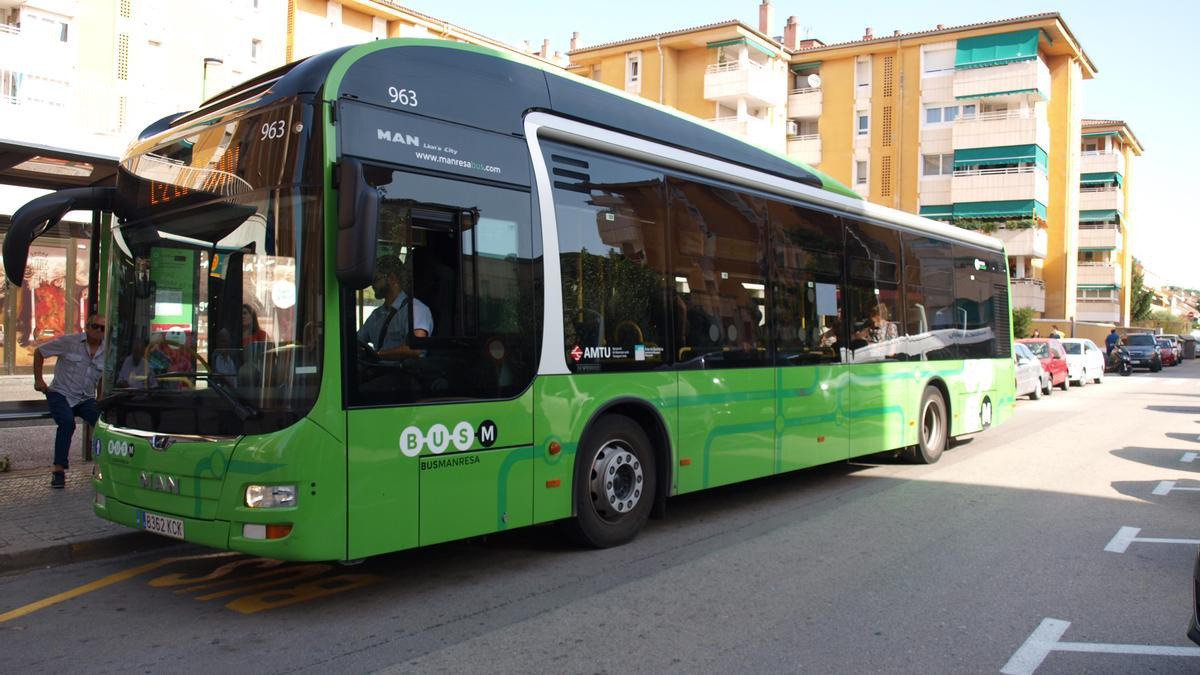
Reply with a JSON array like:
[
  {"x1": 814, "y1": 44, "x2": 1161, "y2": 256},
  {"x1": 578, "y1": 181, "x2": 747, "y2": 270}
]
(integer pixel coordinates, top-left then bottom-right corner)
[{"x1": 0, "y1": 138, "x2": 116, "y2": 441}]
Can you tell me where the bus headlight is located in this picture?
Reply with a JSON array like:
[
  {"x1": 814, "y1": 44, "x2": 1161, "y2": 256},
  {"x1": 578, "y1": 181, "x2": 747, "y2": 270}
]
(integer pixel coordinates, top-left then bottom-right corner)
[{"x1": 245, "y1": 485, "x2": 297, "y2": 508}]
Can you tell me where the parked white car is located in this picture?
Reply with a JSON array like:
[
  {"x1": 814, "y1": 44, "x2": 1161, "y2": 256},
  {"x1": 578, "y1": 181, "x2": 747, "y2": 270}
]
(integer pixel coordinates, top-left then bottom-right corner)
[
  {"x1": 1059, "y1": 338, "x2": 1106, "y2": 386},
  {"x1": 1014, "y1": 342, "x2": 1051, "y2": 400}
]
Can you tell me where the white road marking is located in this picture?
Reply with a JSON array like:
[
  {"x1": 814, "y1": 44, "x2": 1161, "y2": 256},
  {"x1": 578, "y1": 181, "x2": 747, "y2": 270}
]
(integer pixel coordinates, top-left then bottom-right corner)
[
  {"x1": 1184, "y1": 452, "x2": 1198, "y2": 463},
  {"x1": 1104, "y1": 526, "x2": 1200, "y2": 553},
  {"x1": 1154, "y1": 480, "x2": 1200, "y2": 496},
  {"x1": 1002, "y1": 618, "x2": 1200, "y2": 675}
]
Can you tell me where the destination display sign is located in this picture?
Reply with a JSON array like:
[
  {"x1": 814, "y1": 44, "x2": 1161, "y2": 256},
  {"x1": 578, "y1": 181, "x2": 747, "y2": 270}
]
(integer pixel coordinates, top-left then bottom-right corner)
[{"x1": 337, "y1": 101, "x2": 530, "y2": 187}]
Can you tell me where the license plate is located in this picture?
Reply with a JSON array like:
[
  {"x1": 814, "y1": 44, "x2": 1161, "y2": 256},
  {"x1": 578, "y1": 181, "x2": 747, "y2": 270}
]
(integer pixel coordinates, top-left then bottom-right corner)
[{"x1": 137, "y1": 510, "x2": 185, "y2": 540}]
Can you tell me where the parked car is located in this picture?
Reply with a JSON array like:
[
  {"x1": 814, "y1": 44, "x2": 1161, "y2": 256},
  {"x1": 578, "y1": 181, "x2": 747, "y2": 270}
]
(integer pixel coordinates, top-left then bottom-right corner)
[
  {"x1": 1160, "y1": 334, "x2": 1184, "y2": 363},
  {"x1": 1157, "y1": 338, "x2": 1179, "y2": 367},
  {"x1": 1123, "y1": 333, "x2": 1163, "y2": 372},
  {"x1": 1014, "y1": 342, "x2": 1051, "y2": 400},
  {"x1": 1059, "y1": 338, "x2": 1106, "y2": 385},
  {"x1": 1190, "y1": 550, "x2": 1200, "y2": 646},
  {"x1": 1017, "y1": 338, "x2": 1070, "y2": 390}
]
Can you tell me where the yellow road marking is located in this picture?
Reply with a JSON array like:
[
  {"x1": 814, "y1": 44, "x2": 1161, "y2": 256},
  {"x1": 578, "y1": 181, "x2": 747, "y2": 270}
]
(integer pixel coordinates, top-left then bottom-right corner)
[{"x1": 0, "y1": 551, "x2": 238, "y2": 624}]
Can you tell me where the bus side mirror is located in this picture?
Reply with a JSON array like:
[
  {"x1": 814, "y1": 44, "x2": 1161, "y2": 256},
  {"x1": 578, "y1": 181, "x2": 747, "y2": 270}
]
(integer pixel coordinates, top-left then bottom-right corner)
[{"x1": 336, "y1": 158, "x2": 379, "y2": 289}]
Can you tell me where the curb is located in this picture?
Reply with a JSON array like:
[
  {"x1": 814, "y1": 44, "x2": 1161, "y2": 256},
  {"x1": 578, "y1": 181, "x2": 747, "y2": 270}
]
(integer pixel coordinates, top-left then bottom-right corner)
[{"x1": 0, "y1": 531, "x2": 177, "y2": 576}]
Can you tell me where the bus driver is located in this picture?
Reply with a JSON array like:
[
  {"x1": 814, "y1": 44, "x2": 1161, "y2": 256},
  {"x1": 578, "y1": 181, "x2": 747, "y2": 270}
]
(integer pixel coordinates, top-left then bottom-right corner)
[{"x1": 357, "y1": 255, "x2": 433, "y2": 357}]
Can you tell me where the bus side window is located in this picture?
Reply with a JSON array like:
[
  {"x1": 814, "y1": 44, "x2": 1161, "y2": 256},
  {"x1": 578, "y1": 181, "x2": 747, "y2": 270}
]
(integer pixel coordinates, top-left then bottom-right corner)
[{"x1": 767, "y1": 201, "x2": 843, "y2": 365}]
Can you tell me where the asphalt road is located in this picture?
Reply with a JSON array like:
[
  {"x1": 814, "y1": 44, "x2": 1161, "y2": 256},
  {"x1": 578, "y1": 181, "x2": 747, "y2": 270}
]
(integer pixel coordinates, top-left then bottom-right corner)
[{"x1": 2, "y1": 362, "x2": 1199, "y2": 673}]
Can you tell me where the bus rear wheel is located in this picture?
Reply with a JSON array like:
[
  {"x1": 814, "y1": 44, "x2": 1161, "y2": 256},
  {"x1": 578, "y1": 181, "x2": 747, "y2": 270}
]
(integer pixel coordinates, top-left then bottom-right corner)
[
  {"x1": 569, "y1": 415, "x2": 656, "y2": 548},
  {"x1": 907, "y1": 386, "x2": 947, "y2": 464}
]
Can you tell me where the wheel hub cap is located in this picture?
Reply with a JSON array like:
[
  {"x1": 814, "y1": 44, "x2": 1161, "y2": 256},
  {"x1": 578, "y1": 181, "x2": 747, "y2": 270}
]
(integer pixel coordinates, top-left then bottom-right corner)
[{"x1": 590, "y1": 442, "x2": 643, "y2": 520}]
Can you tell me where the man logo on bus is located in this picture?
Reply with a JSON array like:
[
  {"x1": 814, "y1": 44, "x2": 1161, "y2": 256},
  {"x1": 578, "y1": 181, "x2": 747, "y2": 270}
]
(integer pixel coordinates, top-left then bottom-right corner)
[{"x1": 399, "y1": 420, "x2": 497, "y2": 457}]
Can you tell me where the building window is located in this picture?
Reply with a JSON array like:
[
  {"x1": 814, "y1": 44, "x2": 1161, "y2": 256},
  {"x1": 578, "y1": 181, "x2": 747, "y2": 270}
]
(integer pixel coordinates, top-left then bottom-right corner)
[
  {"x1": 251, "y1": 38, "x2": 262, "y2": 61},
  {"x1": 856, "y1": 112, "x2": 869, "y2": 136},
  {"x1": 625, "y1": 51, "x2": 642, "y2": 93},
  {"x1": 924, "y1": 104, "x2": 972, "y2": 125},
  {"x1": 921, "y1": 154, "x2": 954, "y2": 177},
  {"x1": 923, "y1": 47, "x2": 954, "y2": 76},
  {"x1": 855, "y1": 161, "x2": 868, "y2": 185},
  {"x1": 855, "y1": 57, "x2": 871, "y2": 92}
]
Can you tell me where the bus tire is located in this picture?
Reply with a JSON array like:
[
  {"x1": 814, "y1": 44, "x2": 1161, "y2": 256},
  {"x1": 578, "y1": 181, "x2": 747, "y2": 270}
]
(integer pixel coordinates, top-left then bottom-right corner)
[
  {"x1": 569, "y1": 414, "x2": 656, "y2": 548},
  {"x1": 907, "y1": 386, "x2": 947, "y2": 464}
]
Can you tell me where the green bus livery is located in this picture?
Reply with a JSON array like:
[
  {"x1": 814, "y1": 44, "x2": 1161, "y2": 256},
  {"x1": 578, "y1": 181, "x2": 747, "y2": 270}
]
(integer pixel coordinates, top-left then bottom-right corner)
[{"x1": 3, "y1": 39, "x2": 1014, "y2": 561}]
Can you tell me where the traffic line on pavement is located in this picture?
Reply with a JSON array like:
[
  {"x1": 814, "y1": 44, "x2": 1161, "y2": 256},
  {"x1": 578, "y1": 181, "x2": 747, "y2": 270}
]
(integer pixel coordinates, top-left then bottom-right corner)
[
  {"x1": 0, "y1": 551, "x2": 237, "y2": 624},
  {"x1": 1104, "y1": 526, "x2": 1200, "y2": 553},
  {"x1": 1153, "y1": 480, "x2": 1200, "y2": 496},
  {"x1": 1001, "y1": 618, "x2": 1200, "y2": 675},
  {"x1": 1184, "y1": 452, "x2": 1198, "y2": 463}
]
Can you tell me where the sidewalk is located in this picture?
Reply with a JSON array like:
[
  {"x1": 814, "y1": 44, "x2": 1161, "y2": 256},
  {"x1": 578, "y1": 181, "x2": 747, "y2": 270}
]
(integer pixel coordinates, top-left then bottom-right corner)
[{"x1": 0, "y1": 425, "x2": 168, "y2": 573}]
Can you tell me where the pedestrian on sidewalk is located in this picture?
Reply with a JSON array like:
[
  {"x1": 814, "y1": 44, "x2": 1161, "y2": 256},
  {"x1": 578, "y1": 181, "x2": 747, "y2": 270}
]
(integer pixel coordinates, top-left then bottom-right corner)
[{"x1": 33, "y1": 314, "x2": 105, "y2": 489}]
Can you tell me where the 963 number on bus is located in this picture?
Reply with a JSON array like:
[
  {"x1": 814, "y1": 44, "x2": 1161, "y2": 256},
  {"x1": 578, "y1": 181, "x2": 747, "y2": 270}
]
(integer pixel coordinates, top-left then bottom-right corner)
[{"x1": 387, "y1": 86, "x2": 418, "y2": 107}]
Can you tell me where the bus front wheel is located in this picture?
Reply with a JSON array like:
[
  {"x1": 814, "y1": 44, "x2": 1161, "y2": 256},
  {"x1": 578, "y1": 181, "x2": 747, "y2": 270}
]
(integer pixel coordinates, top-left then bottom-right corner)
[
  {"x1": 907, "y1": 386, "x2": 947, "y2": 464},
  {"x1": 569, "y1": 415, "x2": 657, "y2": 548}
]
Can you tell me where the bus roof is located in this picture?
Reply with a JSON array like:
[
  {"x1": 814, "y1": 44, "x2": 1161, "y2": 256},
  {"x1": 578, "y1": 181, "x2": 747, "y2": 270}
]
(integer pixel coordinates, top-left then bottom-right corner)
[{"x1": 140, "y1": 38, "x2": 1002, "y2": 253}]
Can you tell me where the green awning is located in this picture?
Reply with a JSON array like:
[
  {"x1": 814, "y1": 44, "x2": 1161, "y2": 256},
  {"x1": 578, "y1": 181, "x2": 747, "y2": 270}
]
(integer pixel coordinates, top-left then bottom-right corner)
[
  {"x1": 955, "y1": 29, "x2": 1040, "y2": 70},
  {"x1": 1081, "y1": 172, "x2": 1123, "y2": 187},
  {"x1": 1079, "y1": 209, "x2": 1122, "y2": 223},
  {"x1": 954, "y1": 144, "x2": 1048, "y2": 171},
  {"x1": 707, "y1": 36, "x2": 776, "y2": 58},
  {"x1": 919, "y1": 205, "x2": 953, "y2": 220},
  {"x1": 953, "y1": 199, "x2": 1047, "y2": 220},
  {"x1": 955, "y1": 87, "x2": 1046, "y2": 100},
  {"x1": 1078, "y1": 284, "x2": 1120, "y2": 290},
  {"x1": 790, "y1": 61, "x2": 822, "y2": 72},
  {"x1": 1082, "y1": 131, "x2": 1119, "y2": 138}
]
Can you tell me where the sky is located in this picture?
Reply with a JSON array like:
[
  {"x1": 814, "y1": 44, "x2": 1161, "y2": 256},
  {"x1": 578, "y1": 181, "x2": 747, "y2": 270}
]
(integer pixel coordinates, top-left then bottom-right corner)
[{"x1": 398, "y1": 0, "x2": 1199, "y2": 289}]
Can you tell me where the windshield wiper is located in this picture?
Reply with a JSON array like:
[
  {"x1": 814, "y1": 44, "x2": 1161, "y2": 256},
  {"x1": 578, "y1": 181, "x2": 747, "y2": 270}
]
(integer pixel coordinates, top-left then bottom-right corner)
[{"x1": 154, "y1": 370, "x2": 260, "y2": 420}]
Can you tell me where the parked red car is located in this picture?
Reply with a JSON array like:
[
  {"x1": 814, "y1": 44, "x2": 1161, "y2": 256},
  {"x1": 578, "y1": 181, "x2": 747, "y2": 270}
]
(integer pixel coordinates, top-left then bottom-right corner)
[
  {"x1": 1157, "y1": 339, "x2": 1179, "y2": 367},
  {"x1": 1017, "y1": 338, "x2": 1071, "y2": 391}
]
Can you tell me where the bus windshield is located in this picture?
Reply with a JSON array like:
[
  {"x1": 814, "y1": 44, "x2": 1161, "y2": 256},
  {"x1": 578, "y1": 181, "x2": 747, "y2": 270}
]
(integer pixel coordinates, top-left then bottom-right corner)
[{"x1": 101, "y1": 188, "x2": 323, "y2": 436}]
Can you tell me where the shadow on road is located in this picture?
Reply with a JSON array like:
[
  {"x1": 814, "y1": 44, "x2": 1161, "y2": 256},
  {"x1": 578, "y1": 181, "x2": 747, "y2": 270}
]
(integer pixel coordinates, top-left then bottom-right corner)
[{"x1": 1112, "y1": 446, "x2": 1200, "y2": 472}]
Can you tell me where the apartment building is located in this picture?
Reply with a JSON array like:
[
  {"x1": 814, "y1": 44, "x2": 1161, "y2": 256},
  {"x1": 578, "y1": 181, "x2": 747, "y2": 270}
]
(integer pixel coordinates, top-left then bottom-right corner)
[
  {"x1": 568, "y1": 6, "x2": 1140, "y2": 326},
  {"x1": 1076, "y1": 119, "x2": 1141, "y2": 323},
  {"x1": 566, "y1": 4, "x2": 793, "y2": 153}
]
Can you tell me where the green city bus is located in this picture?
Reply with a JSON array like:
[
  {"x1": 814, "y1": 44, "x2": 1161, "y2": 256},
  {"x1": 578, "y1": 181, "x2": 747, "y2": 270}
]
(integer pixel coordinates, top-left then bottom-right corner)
[{"x1": 3, "y1": 39, "x2": 1014, "y2": 561}]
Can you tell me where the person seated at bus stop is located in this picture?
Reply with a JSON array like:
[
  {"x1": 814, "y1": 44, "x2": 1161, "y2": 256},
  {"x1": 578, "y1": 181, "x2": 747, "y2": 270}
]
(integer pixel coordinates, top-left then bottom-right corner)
[
  {"x1": 357, "y1": 255, "x2": 433, "y2": 358},
  {"x1": 33, "y1": 314, "x2": 105, "y2": 489}
]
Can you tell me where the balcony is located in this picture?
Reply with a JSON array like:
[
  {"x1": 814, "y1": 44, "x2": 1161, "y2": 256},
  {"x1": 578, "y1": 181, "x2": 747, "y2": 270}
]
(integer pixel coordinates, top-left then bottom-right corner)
[
  {"x1": 1081, "y1": 151, "x2": 1125, "y2": 176},
  {"x1": 786, "y1": 87, "x2": 821, "y2": 118},
  {"x1": 1077, "y1": 262, "x2": 1122, "y2": 287},
  {"x1": 1078, "y1": 223, "x2": 1123, "y2": 251},
  {"x1": 1079, "y1": 186, "x2": 1123, "y2": 213},
  {"x1": 0, "y1": 24, "x2": 75, "y2": 83},
  {"x1": 953, "y1": 109, "x2": 1049, "y2": 151},
  {"x1": 1010, "y1": 278, "x2": 1045, "y2": 312},
  {"x1": 1075, "y1": 298, "x2": 1121, "y2": 323},
  {"x1": 992, "y1": 226, "x2": 1047, "y2": 259},
  {"x1": 951, "y1": 166, "x2": 1049, "y2": 205},
  {"x1": 708, "y1": 114, "x2": 779, "y2": 150},
  {"x1": 785, "y1": 134, "x2": 820, "y2": 166},
  {"x1": 953, "y1": 58, "x2": 1050, "y2": 101},
  {"x1": 704, "y1": 60, "x2": 786, "y2": 108}
]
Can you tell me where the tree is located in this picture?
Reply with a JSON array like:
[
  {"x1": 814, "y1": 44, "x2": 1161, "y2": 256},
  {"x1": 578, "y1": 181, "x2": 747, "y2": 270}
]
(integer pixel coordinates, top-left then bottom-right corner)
[
  {"x1": 1012, "y1": 307, "x2": 1034, "y2": 339},
  {"x1": 1130, "y1": 258, "x2": 1154, "y2": 321}
]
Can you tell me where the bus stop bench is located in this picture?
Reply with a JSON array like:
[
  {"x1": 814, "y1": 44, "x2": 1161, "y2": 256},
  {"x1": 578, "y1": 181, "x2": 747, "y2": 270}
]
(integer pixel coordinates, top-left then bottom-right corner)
[{"x1": 0, "y1": 400, "x2": 52, "y2": 422}]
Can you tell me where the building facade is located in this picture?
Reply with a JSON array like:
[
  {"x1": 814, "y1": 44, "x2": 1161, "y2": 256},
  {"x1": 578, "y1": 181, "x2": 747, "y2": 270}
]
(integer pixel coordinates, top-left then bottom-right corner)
[
  {"x1": 568, "y1": 6, "x2": 1140, "y2": 326},
  {"x1": 1075, "y1": 119, "x2": 1141, "y2": 323}
]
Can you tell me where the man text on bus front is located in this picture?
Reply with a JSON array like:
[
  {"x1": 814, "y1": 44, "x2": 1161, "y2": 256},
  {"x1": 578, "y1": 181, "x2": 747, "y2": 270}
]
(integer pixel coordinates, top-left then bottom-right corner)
[
  {"x1": 357, "y1": 255, "x2": 433, "y2": 358},
  {"x1": 34, "y1": 314, "x2": 105, "y2": 489}
]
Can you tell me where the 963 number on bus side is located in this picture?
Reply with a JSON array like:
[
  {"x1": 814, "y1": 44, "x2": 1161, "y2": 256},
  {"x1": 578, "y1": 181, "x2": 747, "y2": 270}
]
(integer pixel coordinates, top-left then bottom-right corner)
[{"x1": 387, "y1": 86, "x2": 419, "y2": 108}]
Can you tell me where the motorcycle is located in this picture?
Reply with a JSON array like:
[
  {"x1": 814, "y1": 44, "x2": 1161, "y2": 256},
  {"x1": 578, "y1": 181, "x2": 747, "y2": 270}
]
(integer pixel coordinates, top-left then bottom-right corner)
[{"x1": 1106, "y1": 346, "x2": 1133, "y2": 376}]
